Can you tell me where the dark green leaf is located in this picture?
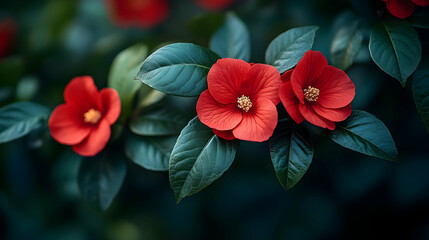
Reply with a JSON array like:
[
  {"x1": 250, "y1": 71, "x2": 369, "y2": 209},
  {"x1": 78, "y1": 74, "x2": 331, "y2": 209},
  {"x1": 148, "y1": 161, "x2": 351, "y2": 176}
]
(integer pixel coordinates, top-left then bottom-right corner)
[
  {"x1": 265, "y1": 26, "x2": 319, "y2": 73},
  {"x1": 108, "y1": 44, "x2": 148, "y2": 118},
  {"x1": 209, "y1": 12, "x2": 250, "y2": 61},
  {"x1": 269, "y1": 121, "x2": 313, "y2": 190},
  {"x1": 412, "y1": 58, "x2": 429, "y2": 132},
  {"x1": 330, "y1": 21, "x2": 363, "y2": 70},
  {"x1": 125, "y1": 135, "x2": 178, "y2": 171},
  {"x1": 0, "y1": 102, "x2": 50, "y2": 143},
  {"x1": 328, "y1": 110, "x2": 398, "y2": 162},
  {"x1": 169, "y1": 117, "x2": 239, "y2": 203},
  {"x1": 369, "y1": 21, "x2": 422, "y2": 86},
  {"x1": 136, "y1": 43, "x2": 220, "y2": 97},
  {"x1": 136, "y1": 86, "x2": 165, "y2": 109},
  {"x1": 78, "y1": 152, "x2": 127, "y2": 210},
  {"x1": 130, "y1": 106, "x2": 189, "y2": 136}
]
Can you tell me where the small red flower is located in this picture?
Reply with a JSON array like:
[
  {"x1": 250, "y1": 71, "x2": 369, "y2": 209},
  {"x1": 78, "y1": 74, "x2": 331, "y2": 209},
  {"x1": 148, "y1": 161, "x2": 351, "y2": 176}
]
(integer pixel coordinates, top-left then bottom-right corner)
[
  {"x1": 381, "y1": 0, "x2": 429, "y2": 19},
  {"x1": 0, "y1": 18, "x2": 16, "y2": 59},
  {"x1": 195, "y1": 0, "x2": 236, "y2": 11},
  {"x1": 107, "y1": 0, "x2": 169, "y2": 28},
  {"x1": 279, "y1": 50, "x2": 355, "y2": 130},
  {"x1": 49, "y1": 76, "x2": 121, "y2": 156},
  {"x1": 196, "y1": 58, "x2": 281, "y2": 142}
]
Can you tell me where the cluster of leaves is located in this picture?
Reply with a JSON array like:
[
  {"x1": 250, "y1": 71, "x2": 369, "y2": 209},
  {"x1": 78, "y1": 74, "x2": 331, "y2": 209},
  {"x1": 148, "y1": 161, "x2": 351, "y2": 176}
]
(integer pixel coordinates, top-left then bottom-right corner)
[
  {"x1": 136, "y1": 13, "x2": 398, "y2": 203},
  {"x1": 329, "y1": 10, "x2": 429, "y2": 131},
  {"x1": 3, "y1": 8, "x2": 429, "y2": 209}
]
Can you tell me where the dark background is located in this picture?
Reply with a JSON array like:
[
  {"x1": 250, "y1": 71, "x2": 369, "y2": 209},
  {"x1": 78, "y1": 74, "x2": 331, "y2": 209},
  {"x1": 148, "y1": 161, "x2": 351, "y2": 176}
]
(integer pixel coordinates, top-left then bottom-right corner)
[{"x1": 1, "y1": 0, "x2": 429, "y2": 239}]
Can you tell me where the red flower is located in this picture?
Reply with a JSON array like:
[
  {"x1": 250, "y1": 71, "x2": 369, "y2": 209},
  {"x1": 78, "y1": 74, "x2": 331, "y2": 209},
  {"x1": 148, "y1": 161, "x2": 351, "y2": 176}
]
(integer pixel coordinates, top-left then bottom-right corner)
[
  {"x1": 196, "y1": 58, "x2": 281, "y2": 142},
  {"x1": 279, "y1": 50, "x2": 355, "y2": 130},
  {"x1": 381, "y1": 0, "x2": 429, "y2": 19},
  {"x1": 0, "y1": 18, "x2": 16, "y2": 59},
  {"x1": 107, "y1": 0, "x2": 169, "y2": 28},
  {"x1": 49, "y1": 76, "x2": 121, "y2": 156},
  {"x1": 195, "y1": 0, "x2": 236, "y2": 11}
]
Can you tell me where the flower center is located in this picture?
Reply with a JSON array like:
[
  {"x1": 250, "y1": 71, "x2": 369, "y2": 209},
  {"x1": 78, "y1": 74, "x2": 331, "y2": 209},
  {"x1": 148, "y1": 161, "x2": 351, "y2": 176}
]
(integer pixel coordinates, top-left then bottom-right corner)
[
  {"x1": 303, "y1": 86, "x2": 320, "y2": 102},
  {"x1": 237, "y1": 95, "x2": 252, "y2": 112},
  {"x1": 84, "y1": 108, "x2": 101, "y2": 124}
]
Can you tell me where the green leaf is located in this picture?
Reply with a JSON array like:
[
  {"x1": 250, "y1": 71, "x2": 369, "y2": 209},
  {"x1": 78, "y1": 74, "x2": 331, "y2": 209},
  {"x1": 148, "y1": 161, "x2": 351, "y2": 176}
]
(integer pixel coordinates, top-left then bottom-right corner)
[
  {"x1": 265, "y1": 26, "x2": 319, "y2": 73},
  {"x1": 412, "y1": 58, "x2": 429, "y2": 132},
  {"x1": 369, "y1": 21, "x2": 422, "y2": 87},
  {"x1": 209, "y1": 12, "x2": 250, "y2": 61},
  {"x1": 269, "y1": 121, "x2": 313, "y2": 190},
  {"x1": 78, "y1": 152, "x2": 127, "y2": 210},
  {"x1": 108, "y1": 44, "x2": 148, "y2": 118},
  {"x1": 169, "y1": 117, "x2": 239, "y2": 203},
  {"x1": 125, "y1": 135, "x2": 178, "y2": 171},
  {"x1": 330, "y1": 21, "x2": 363, "y2": 70},
  {"x1": 130, "y1": 106, "x2": 190, "y2": 136},
  {"x1": 327, "y1": 110, "x2": 398, "y2": 162},
  {"x1": 0, "y1": 102, "x2": 50, "y2": 144},
  {"x1": 136, "y1": 43, "x2": 220, "y2": 97},
  {"x1": 136, "y1": 86, "x2": 165, "y2": 109}
]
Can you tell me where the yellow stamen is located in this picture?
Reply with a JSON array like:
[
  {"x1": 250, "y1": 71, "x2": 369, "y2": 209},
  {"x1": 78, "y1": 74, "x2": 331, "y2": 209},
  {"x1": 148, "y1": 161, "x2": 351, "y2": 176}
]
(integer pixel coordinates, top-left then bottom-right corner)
[
  {"x1": 84, "y1": 109, "x2": 101, "y2": 124},
  {"x1": 237, "y1": 95, "x2": 252, "y2": 112},
  {"x1": 303, "y1": 86, "x2": 320, "y2": 102}
]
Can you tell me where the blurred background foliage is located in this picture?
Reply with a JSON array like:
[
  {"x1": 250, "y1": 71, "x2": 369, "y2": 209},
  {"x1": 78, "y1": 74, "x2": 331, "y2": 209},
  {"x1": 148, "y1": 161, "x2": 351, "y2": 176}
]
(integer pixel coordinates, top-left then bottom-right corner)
[{"x1": 0, "y1": 0, "x2": 429, "y2": 239}]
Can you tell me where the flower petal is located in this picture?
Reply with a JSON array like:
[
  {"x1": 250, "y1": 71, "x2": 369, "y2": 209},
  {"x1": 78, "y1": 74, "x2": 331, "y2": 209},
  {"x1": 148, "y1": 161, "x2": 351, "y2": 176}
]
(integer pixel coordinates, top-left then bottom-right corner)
[
  {"x1": 314, "y1": 65, "x2": 355, "y2": 108},
  {"x1": 232, "y1": 99, "x2": 278, "y2": 142},
  {"x1": 299, "y1": 104, "x2": 335, "y2": 130},
  {"x1": 411, "y1": 0, "x2": 429, "y2": 6},
  {"x1": 197, "y1": 90, "x2": 243, "y2": 131},
  {"x1": 108, "y1": 0, "x2": 169, "y2": 28},
  {"x1": 279, "y1": 81, "x2": 304, "y2": 123},
  {"x1": 72, "y1": 120, "x2": 111, "y2": 157},
  {"x1": 49, "y1": 104, "x2": 91, "y2": 145},
  {"x1": 100, "y1": 88, "x2": 121, "y2": 124},
  {"x1": 212, "y1": 129, "x2": 236, "y2": 140},
  {"x1": 291, "y1": 50, "x2": 328, "y2": 104},
  {"x1": 241, "y1": 63, "x2": 282, "y2": 104},
  {"x1": 281, "y1": 69, "x2": 294, "y2": 83},
  {"x1": 208, "y1": 58, "x2": 251, "y2": 104},
  {"x1": 312, "y1": 103, "x2": 352, "y2": 122},
  {"x1": 64, "y1": 76, "x2": 103, "y2": 112},
  {"x1": 386, "y1": 0, "x2": 415, "y2": 19}
]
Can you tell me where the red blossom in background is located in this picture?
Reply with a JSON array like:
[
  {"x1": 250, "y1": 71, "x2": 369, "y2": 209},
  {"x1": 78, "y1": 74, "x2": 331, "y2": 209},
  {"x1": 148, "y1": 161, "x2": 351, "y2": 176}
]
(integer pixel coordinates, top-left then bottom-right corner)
[
  {"x1": 279, "y1": 50, "x2": 355, "y2": 130},
  {"x1": 381, "y1": 0, "x2": 429, "y2": 19},
  {"x1": 197, "y1": 58, "x2": 281, "y2": 142},
  {"x1": 49, "y1": 76, "x2": 121, "y2": 156},
  {"x1": 195, "y1": 0, "x2": 236, "y2": 11},
  {"x1": 107, "y1": 0, "x2": 169, "y2": 28},
  {"x1": 0, "y1": 18, "x2": 16, "y2": 59}
]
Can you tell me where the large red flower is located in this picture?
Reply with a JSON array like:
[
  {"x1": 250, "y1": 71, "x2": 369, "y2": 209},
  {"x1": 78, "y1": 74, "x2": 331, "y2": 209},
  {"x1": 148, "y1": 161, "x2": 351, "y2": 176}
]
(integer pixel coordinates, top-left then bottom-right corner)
[
  {"x1": 195, "y1": 0, "x2": 236, "y2": 11},
  {"x1": 196, "y1": 58, "x2": 281, "y2": 142},
  {"x1": 107, "y1": 0, "x2": 169, "y2": 28},
  {"x1": 279, "y1": 50, "x2": 355, "y2": 130},
  {"x1": 49, "y1": 76, "x2": 121, "y2": 156},
  {"x1": 381, "y1": 0, "x2": 429, "y2": 19}
]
